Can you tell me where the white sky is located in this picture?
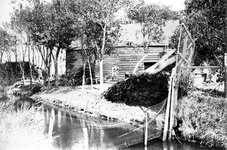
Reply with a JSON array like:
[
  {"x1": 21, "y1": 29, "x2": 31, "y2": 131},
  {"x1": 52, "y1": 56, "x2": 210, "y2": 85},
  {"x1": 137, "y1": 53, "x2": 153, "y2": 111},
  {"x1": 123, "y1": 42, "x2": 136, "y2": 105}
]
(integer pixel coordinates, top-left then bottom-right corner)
[
  {"x1": 0, "y1": 0, "x2": 185, "y2": 27},
  {"x1": 144, "y1": 0, "x2": 185, "y2": 11},
  {"x1": 0, "y1": 0, "x2": 12, "y2": 27}
]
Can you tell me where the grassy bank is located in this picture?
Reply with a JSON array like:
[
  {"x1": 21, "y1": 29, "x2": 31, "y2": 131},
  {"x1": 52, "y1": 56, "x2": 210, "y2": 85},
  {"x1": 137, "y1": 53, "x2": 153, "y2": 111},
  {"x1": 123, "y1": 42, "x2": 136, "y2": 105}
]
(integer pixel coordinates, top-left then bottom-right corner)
[
  {"x1": 176, "y1": 91, "x2": 227, "y2": 149},
  {"x1": 32, "y1": 85, "x2": 165, "y2": 126},
  {"x1": 0, "y1": 101, "x2": 55, "y2": 150}
]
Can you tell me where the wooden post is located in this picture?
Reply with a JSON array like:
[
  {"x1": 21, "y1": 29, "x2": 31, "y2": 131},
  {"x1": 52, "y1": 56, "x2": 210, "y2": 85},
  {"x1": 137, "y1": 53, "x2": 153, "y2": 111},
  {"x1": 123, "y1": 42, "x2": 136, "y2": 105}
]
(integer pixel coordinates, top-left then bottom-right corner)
[
  {"x1": 144, "y1": 113, "x2": 148, "y2": 146},
  {"x1": 162, "y1": 70, "x2": 174, "y2": 141},
  {"x1": 168, "y1": 75, "x2": 176, "y2": 140}
]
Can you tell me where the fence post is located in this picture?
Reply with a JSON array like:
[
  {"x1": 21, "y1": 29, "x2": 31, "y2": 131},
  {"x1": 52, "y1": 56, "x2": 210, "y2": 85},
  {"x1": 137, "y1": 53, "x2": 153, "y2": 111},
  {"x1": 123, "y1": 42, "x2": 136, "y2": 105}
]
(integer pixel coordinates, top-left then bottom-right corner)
[{"x1": 163, "y1": 70, "x2": 174, "y2": 141}]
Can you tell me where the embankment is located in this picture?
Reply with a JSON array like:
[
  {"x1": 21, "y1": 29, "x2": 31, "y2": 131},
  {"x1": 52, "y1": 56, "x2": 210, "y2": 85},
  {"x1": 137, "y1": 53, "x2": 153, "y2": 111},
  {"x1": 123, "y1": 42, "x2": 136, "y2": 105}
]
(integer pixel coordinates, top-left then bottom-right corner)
[
  {"x1": 176, "y1": 91, "x2": 227, "y2": 149},
  {"x1": 31, "y1": 85, "x2": 165, "y2": 129}
]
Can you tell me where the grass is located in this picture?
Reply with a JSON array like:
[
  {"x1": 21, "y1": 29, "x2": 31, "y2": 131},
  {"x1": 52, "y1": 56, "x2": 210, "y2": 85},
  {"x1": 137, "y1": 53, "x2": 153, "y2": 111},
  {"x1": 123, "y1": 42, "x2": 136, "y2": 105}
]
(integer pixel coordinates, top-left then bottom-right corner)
[
  {"x1": 176, "y1": 91, "x2": 227, "y2": 149},
  {"x1": 0, "y1": 101, "x2": 56, "y2": 150}
]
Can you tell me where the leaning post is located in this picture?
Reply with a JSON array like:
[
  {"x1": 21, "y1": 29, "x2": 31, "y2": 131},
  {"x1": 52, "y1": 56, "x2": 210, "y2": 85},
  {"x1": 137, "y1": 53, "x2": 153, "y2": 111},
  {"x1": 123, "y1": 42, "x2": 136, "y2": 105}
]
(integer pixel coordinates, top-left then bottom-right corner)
[{"x1": 224, "y1": 1, "x2": 227, "y2": 98}]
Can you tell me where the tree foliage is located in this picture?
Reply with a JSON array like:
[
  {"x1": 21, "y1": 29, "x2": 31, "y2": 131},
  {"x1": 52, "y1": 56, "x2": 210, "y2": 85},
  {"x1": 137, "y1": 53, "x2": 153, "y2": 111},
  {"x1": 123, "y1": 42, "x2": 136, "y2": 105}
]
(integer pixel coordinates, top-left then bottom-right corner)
[
  {"x1": 11, "y1": 0, "x2": 81, "y2": 84},
  {"x1": 68, "y1": 0, "x2": 128, "y2": 88},
  {"x1": 0, "y1": 27, "x2": 12, "y2": 62},
  {"x1": 127, "y1": 2, "x2": 179, "y2": 44},
  {"x1": 180, "y1": 0, "x2": 225, "y2": 65}
]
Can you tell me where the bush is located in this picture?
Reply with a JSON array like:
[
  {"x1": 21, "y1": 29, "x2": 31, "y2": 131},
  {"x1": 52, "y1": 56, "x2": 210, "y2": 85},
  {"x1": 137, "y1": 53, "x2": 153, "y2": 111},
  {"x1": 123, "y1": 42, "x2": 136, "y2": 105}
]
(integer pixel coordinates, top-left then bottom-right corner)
[
  {"x1": 178, "y1": 69, "x2": 194, "y2": 97},
  {"x1": 103, "y1": 72, "x2": 169, "y2": 107},
  {"x1": 0, "y1": 101, "x2": 55, "y2": 150},
  {"x1": 0, "y1": 62, "x2": 32, "y2": 86},
  {"x1": 177, "y1": 92, "x2": 227, "y2": 148},
  {"x1": 62, "y1": 65, "x2": 97, "y2": 86}
]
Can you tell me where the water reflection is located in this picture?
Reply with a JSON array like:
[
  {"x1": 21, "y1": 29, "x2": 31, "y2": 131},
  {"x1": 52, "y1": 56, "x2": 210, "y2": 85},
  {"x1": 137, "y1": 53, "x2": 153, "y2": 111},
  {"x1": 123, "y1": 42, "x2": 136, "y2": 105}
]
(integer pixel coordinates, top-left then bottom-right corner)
[{"x1": 42, "y1": 105, "x2": 223, "y2": 150}]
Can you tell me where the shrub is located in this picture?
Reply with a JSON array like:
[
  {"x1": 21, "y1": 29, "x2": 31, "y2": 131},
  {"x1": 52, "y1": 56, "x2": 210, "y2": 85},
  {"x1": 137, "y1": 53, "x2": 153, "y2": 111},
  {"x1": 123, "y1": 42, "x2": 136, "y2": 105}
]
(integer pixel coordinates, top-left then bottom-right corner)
[
  {"x1": 178, "y1": 69, "x2": 194, "y2": 97},
  {"x1": 63, "y1": 65, "x2": 97, "y2": 86},
  {"x1": 177, "y1": 92, "x2": 227, "y2": 148},
  {"x1": 0, "y1": 62, "x2": 33, "y2": 86}
]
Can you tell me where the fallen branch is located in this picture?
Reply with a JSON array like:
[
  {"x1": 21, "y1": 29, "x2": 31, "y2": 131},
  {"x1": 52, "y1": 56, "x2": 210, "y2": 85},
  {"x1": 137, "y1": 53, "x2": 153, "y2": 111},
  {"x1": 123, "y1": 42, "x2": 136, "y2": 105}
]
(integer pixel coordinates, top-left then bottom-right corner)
[{"x1": 144, "y1": 49, "x2": 176, "y2": 74}]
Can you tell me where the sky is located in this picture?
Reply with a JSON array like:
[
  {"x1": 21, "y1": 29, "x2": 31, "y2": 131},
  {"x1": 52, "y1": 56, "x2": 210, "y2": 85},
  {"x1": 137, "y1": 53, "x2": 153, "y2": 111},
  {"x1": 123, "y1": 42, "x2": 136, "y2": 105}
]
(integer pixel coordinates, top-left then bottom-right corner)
[
  {"x1": 144, "y1": 0, "x2": 185, "y2": 11},
  {"x1": 0, "y1": 0, "x2": 186, "y2": 27},
  {"x1": 0, "y1": 0, "x2": 12, "y2": 26}
]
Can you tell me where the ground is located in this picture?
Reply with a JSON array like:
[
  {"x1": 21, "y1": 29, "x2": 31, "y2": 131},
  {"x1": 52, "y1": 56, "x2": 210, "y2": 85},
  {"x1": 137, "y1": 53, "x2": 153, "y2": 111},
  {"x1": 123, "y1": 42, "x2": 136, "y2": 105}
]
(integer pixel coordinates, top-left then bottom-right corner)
[{"x1": 31, "y1": 83, "x2": 165, "y2": 128}]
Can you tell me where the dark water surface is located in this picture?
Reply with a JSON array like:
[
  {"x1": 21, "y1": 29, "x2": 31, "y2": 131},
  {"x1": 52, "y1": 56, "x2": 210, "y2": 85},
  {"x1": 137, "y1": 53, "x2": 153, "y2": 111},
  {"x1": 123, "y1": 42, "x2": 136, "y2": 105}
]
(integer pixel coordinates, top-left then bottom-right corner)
[{"x1": 42, "y1": 104, "x2": 223, "y2": 150}]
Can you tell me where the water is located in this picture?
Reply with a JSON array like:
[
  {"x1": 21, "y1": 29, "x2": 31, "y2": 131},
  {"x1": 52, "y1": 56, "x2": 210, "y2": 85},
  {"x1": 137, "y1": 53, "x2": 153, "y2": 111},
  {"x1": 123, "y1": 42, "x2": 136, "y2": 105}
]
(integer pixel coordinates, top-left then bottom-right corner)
[{"x1": 41, "y1": 104, "x2": 223, "y2": 150}]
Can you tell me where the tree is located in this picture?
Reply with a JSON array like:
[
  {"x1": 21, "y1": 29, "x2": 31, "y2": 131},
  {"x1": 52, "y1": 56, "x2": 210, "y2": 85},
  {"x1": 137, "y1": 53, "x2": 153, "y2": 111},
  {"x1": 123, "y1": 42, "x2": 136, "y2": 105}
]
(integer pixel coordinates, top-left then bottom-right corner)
[
  {"x1": 11, "y1": 0, "x2": 80, "y2": 85},
  {"x1": 73, "y1": 0, "x2": 128, "y2": 89},
  {"x1": 181, "y1": 0, "x2": 225, "y2": 65},
  {"x1": 127, "y1": 2, "x2": 179, "y2": 74},
  {"x1": 0, "y1": 27, "x2": 11, "y2": 63}
]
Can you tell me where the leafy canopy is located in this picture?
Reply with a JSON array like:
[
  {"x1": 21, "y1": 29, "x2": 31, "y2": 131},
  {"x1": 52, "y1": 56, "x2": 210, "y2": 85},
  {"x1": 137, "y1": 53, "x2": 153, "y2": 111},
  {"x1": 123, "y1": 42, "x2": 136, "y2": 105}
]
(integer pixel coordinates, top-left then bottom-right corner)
[
  {"x1": 182, "y1": 0, "x2": 225, "y2": 65},
  {"x1": 127, "y1": 2, "x2": 179, "y2": 44}
]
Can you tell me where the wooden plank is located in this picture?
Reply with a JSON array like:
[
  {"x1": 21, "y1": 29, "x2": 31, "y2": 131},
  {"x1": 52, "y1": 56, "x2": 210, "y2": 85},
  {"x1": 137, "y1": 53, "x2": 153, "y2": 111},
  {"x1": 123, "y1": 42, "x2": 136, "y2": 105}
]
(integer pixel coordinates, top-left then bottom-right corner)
[
  {"x1": 180, "y1": 66, "x2": 221, "y2": 69},
  {"x1": 163, "y1": 68, "x2": 175, "y2": 141}
]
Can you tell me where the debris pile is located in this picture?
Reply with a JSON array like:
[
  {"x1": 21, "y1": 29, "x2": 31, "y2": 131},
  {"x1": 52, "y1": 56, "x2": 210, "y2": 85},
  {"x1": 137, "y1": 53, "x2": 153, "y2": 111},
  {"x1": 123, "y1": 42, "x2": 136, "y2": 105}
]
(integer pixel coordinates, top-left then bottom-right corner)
[{"x1": 103, "y1": 73, "x2": 169, "y2": 107}]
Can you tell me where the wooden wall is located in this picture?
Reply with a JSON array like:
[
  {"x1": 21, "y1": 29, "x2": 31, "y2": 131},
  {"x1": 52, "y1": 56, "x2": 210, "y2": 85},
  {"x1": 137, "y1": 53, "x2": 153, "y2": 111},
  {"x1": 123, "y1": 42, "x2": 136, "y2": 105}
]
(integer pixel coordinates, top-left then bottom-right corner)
[
  {"x1": 66, "y1": 45, "x2": 166, "y2": 80},
  {"x1": 66, "y1": 50, "x2": 83, "y2": 73}
]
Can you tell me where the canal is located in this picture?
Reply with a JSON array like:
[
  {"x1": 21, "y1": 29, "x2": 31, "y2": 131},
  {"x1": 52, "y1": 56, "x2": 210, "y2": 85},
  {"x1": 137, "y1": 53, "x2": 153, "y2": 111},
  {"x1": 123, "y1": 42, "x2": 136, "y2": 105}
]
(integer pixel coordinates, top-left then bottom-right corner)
[{"x1": 38, "y1": 103, "x2": 223, "y2": 150}]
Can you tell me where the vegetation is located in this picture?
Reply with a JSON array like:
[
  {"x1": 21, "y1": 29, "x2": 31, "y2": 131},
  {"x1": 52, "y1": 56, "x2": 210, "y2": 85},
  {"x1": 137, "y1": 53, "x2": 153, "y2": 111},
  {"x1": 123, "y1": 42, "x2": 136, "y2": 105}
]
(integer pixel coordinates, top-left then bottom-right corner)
[
  {"x1": 170, "y1": 0, "x2": 225, "y2": 66},
  {"x1": 54, "y1": 65, "x2": 97, "y2": 86},
  {"x1": 0, "y1": 101, "x2": 55, "y2": 150},
  {"x1": 127, "y1": 2, "x2": 179, "y2": 45},
  {"x1": 178, "y1": 69, "x2": 194, "y2": 97},
  {"x1": 0, "y1": 62, "x2": 33, "y2": 86},
  {"x1": 177, "y1": 92, "x2": 227, "y2": 149},
  {"x1": 9, "y1": 0, "x2": 129, "y2": 88},
  {"x1": 0, "y1": 0, "x2": 226, "y2": 149}
]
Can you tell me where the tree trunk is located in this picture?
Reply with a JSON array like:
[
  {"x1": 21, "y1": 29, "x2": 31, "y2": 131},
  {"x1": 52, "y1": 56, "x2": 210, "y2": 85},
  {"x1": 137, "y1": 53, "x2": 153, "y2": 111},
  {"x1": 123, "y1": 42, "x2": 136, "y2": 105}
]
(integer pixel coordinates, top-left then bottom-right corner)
[
  {"x1": 28, "y1": 44, "x2": 33, "y2": 85},
  {"x1": 19, "y1": 61, "x2": 25, "y2": 84},
  {"x1": 99, "y1": 23, "x2": 107, "y2": 90},
  {"x1": 54, "y1": 47, "x2": 61, "y2": 86},
  {"x1": 0, "y1": 52, "x2": 4, "y2": 63},
  {"x1": 132, "y1": 53, "x2": 149, "y2": 74},
  {"x1": 144, "y1": 49, "x2": 176, "y2": 74},
  {"x1": 99, "y1": 59, "x2": 104, "y2": 89},
  {"x1": 88, "y1": 58, "x2": 93, "y2": 90},
  {"x1": 82, "y1": 61, "x2": 86, "y2": 90}
]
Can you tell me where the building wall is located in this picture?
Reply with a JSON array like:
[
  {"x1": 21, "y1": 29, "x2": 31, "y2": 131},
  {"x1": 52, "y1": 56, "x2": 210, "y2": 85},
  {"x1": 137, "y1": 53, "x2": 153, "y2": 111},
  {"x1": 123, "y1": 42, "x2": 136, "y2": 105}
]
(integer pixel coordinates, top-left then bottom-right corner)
[
  {"x1": 66, "y1": 45, "x2": 166, "y2": 80},
  {"x1": 66, "y1": 50, "x2": 83, "y2": 74}
]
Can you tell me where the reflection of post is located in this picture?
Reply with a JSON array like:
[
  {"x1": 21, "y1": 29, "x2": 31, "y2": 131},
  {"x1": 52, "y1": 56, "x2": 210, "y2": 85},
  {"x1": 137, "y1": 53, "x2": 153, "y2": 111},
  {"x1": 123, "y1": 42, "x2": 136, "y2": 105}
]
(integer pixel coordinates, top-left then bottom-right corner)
[
  {"x1": 144, "y1": 113, "x2": 148, "y2": 146},
  {"x1": 62, "y1": 111, "x2": 67, "y2": 124},
  {"x1": 69, "y1": 112, "x2": 73, "y2": 123},
  {"x1": 99, "y1": 123, "x2": 104, "y2": 147},
  {"x1": 57, "y1": 110, "x2": 61, "y2": 127},
  {"x1": 35, "y1": 106, "x2": 43, "y2": 124},
  {"x1": 48, "y1": 108, "x2": 55, "y2": 139},
  {"x1": 82, "y1": 120, "x2": 88, "y2": 150},
  {"x1": 163, "y1": 141, "x2": 168, "y2": 150},
  {"x1": 46, "y1": 108, "x2": 50, "y2": 123}
]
